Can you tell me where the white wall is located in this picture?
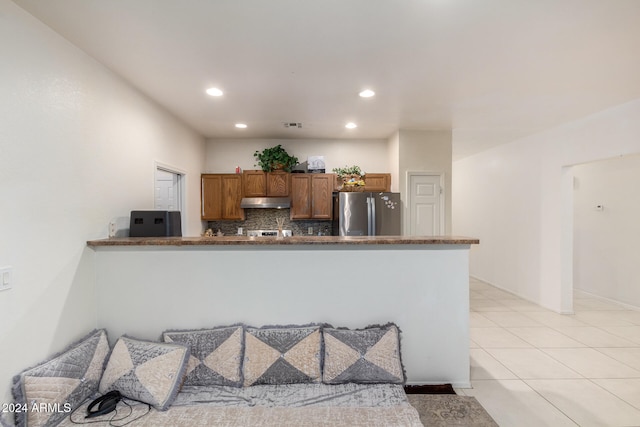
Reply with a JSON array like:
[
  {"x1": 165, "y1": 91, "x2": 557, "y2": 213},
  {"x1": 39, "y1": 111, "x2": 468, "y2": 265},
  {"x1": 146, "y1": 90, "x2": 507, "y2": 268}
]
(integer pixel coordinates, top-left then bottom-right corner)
[
  {"x1": 205, "y1": 138, "x2": 390, "y2": 174},
  {"x1": 0, "y1": 0, "x2": 205, "y2": 406},
  {"x1": 387, "y1": 132, "x2": 400, "y2": 193},
  {"x1": 93, "y1": 244, "x2": 472, "y2": 387},
  {"x1": 453, "y1": 99, "x2": 640, "y2": 312},
  {"x1": 573, "y1": 154, "x2": 640, "y2": 307},
  {"x1": 398, "y1": 130, "x2": 453, "y2": 234}
]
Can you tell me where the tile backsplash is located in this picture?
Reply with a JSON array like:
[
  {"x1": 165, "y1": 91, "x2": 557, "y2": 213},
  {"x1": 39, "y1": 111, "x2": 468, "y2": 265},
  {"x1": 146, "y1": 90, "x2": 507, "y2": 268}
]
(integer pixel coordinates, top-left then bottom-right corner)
[{"x1": 207, "y1": 208, "x2": 332, "y2": 236}]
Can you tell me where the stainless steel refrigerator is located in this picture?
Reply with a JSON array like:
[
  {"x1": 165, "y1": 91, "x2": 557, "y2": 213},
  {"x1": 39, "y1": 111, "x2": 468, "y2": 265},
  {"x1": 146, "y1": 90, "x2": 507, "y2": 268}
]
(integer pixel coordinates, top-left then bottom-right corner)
[{"x1": 332, "y1": 192, "x2": 401, "y2": 236}]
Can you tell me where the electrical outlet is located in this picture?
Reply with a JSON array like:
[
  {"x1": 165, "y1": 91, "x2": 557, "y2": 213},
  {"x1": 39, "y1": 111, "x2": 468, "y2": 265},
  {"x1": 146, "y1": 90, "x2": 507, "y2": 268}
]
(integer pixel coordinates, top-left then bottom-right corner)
[
  {"x1": 308, "y1": 227, "x2": 313, "y2": 235},
  {"x1": 109, "y1": 221, "x2": 116, "y2": 238},
  {"x1": 0, "y1": 267, "x2": 12, "y2": 292}
]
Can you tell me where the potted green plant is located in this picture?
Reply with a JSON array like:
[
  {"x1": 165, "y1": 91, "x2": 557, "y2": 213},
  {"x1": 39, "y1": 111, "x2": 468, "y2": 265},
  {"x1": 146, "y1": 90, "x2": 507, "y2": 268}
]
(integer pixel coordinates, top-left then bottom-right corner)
[
  {"x1": 332, "y1": 165, "x2": 366, "y2": 191},
  {"x1": 332, "y1": 165, "x2": 365, "y2": 179},
  {"x1": 253, "y1": 145, "x2": 299, "y2": 172}
]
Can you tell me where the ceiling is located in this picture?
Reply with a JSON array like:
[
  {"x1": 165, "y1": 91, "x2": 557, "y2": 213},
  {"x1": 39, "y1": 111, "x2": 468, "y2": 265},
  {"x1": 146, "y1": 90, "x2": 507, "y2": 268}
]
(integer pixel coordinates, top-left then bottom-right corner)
[{"x1": 12, "y1": 0, "x2": 640, "y2": 159}]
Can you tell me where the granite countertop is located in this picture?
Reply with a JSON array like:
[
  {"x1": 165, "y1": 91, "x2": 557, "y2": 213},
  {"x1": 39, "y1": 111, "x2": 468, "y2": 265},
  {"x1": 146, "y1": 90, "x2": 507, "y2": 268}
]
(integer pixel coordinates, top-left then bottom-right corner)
[{"x1": 87, "y1": 235, "x2": 479, "y2": 247}]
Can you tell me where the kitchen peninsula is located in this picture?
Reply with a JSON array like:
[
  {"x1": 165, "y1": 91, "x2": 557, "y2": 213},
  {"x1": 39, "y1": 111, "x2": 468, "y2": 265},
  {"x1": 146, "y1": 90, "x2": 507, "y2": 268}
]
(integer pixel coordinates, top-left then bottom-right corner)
[{"x1": 87, "y1": 235, "x2": 478, "y2": 387}]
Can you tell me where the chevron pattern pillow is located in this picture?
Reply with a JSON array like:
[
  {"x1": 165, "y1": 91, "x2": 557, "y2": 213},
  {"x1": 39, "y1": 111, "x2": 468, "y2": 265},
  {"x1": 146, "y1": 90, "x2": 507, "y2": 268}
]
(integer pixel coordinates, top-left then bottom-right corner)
[
  {"x1": 323, "y1": 324, "x2": 405, "y2": 384},
  {"x1": 98, "y1": 336, "x2": 189, "y2": 411},
  {"x1": 162, "y1": 326, "x2": 244, "y2": 387},
  {"x1": 243, "y1": 326, "x2": 321, "y2": 386},
  {"x1": 12, "y1": 329, "x2": 110, "y2": 427}
]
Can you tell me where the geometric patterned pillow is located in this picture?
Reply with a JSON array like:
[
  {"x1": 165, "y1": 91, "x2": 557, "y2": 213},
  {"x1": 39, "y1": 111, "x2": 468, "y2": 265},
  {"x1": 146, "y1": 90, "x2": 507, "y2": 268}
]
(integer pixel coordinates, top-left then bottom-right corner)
[
  {"x1": 162, "y1": 326, "x2": 244, "y2": 387},
  {"x1": 98, "y1": 336, "x2": 190, "y2": 411},
  {"x1": 243, "y1": 326, "x2": 321, "y2": 386},
  {"x1": 11, "y1": 329, "x2": 110, "y2": 427},
  {"x1": 322, "y1": 324, "x2": 405, "y2": 385}
]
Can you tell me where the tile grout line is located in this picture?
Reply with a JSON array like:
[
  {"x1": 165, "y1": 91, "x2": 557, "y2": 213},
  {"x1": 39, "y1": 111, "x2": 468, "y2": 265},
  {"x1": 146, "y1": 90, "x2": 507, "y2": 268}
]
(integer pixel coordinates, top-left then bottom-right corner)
[{"x1": 470, "y1": 279, "x2": 640, "y2": 424}]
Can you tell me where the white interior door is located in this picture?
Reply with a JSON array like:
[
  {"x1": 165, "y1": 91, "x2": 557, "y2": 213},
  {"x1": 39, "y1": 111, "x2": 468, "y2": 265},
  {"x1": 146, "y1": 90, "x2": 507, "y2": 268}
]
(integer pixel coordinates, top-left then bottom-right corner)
[
  {"x1": 155, "y1": 168, "x2": 180, "y2": 211},
  {"x1": 408, "y1": 173, "x2": 443, "y2": 236}
]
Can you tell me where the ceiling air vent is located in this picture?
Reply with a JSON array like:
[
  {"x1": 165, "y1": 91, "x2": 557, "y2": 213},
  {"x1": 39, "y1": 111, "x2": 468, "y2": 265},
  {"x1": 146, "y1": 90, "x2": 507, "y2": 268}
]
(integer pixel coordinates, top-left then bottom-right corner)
[{"x1": 283, "y1": 122, "x2": 303, "y2": 129}]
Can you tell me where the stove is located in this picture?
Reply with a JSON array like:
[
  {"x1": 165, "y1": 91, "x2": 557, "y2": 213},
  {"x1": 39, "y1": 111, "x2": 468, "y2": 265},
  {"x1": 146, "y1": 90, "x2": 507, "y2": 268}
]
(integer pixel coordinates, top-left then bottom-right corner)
[{"x1": 247, "y1": 229, "x2": 292, "y2": 237}]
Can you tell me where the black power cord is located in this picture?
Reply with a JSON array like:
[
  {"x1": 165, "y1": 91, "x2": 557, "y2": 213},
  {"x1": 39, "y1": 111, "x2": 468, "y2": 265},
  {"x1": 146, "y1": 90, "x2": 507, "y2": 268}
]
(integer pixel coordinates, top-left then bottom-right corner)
[
  {"x1": 86, "y1": 390, "x2": 121, "y2": 418},
  {"x1": 69, "y1": 396, "x2": 151, "y2": 426}
]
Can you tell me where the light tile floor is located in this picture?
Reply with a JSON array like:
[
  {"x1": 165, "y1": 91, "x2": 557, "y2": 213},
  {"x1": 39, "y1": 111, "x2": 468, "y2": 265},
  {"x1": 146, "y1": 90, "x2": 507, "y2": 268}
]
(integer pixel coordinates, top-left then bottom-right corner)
[{"x1": 458, "y1": 277, "x2": 640, "y2": 427}]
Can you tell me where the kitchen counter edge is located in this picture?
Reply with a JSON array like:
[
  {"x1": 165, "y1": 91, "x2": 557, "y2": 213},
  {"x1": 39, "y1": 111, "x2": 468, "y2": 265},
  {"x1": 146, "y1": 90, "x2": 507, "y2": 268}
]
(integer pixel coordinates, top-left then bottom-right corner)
[{"x1": 87, "y1": 236, "x2": 479, "y2": 247}]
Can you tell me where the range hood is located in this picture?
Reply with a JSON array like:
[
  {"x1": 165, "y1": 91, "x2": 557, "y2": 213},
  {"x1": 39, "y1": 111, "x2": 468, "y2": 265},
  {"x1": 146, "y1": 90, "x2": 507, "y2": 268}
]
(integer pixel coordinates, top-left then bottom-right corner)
[{"x1": 240, "y1": 197, "x2": 291, "y2": 209}]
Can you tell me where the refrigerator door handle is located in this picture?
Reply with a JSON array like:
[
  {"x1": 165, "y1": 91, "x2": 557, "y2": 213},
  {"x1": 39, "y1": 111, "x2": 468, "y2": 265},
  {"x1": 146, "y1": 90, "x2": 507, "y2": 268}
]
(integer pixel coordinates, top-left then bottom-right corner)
[
  {"x1": 368, "y1": 195, "x2": 376, "y2": 236},
  {"x1": 366, "y1": 196, "x2": 371, "y2": 235}
]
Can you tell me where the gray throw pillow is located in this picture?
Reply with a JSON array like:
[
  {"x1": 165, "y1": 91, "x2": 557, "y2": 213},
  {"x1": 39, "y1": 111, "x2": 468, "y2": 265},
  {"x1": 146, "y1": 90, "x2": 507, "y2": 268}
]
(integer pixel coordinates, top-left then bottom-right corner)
[
  {"x1": 12, "y1": 329, "x2": 110, "y2": 427},
  {"x1": 98, "y1": 336, "x2": 190, "y2": 411},
  {"x1": 243, "y1": 326, "x2": 321, "y2": 386},
  {"x1": 323, "y1": 323, "x2": 405, "y2": 384},
  {"x1": 163, "y1": 325, "x2": 244, "y2": 387}
]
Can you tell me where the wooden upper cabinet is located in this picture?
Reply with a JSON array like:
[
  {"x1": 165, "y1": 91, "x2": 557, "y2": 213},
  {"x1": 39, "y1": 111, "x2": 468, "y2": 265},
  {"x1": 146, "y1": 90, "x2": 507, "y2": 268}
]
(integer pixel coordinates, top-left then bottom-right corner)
[
  {"x1": 290, "y1": 175, "x2": 311, "y2": 219},
  {"x1": 201, "y1": 174, "x2": 244, "y2": 220},
  {"x1": 243, "y1": 170, "x2": 290, "y2": 197},
  {"x1": 310, "y1": 174, "x2": 333, "y2": 219},
  {"x1": 201, "y1": 175, "x2": 222, "y2": 220},
  {"x1": 266, "y1": 171, "x2": 290, "y2": 196},
  {"x1": 364, "y1": 173, "x2": 391, "y2": 192},
  {"x1": 290, "y1": 174, "x2": 334, "y2": 220},
  {"x1": 221, "y1": 175, "x2": 244, "y2": 220},
  {"x1": 243, "y1": 170, "x2": 266, "y2": 197}
]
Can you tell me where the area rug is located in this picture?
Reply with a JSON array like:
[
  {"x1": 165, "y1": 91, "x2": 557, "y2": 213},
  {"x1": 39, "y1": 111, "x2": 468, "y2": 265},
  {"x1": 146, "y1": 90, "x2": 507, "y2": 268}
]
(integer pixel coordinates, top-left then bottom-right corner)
[
  {"x1": 406, "y1": 385, "x2": 498, "y2": 427},
  {"x1": 408, "y1": 395, "x2": 497, "y2": 427}
]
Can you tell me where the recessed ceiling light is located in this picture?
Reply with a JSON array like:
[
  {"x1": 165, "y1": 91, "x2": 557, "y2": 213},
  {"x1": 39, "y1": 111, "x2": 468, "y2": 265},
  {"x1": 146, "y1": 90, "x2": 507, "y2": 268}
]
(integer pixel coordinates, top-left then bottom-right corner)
[
  {"x1": 345, "y1": 122, "x2": 357, "y2": 129},
  {"x1": 206, "y1": 87, "x2": 223, "y2": 96},
  {"x1": 235, "y1": 123, "x2": 247, "y2": 129},
  {"x1": 359, "y1": 89, "x2": 375, "y2": 98}
]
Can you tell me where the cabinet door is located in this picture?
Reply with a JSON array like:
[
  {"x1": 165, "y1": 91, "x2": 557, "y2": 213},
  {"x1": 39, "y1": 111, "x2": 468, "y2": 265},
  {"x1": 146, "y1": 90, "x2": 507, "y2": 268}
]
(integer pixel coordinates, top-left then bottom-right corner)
[
  {"x1": 202, "y1": 174, "x2": 244, "y2": 220},
  {"x1": 201, "y1": 174, "x2": 222, "y2": 220},
  {"x1": 221, "y1": 175, "x2": 244, "y2": 220},
  {"x1": 364, "y1": 173, "x2": 391, "y2": 192},
  {"x1": 311, "y1": 174, "x2": 333, "y2": 219},
  {"x1": 290, "y1": 175, "x2": 311, "y2": 219},
  {"x1": 243, "y1": 170, "x2": 266, "y2": 197},
  {"x1": 267, "y1": 172, "x2": 290, "y2": 196}
]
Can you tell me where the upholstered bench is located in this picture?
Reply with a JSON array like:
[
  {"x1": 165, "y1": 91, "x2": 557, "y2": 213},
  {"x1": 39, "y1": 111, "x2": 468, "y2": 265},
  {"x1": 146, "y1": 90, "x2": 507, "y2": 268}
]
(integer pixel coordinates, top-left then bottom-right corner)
[{"x1": 8, "y1": 323, "x2": 423, "y2": 427}]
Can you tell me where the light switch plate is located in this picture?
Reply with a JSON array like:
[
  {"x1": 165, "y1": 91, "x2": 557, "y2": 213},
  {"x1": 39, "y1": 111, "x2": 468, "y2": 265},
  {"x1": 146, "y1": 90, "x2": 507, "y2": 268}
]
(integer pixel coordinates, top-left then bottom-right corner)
[{"x1": 0, "y1": 266, "x2": 12, "y2": 291}]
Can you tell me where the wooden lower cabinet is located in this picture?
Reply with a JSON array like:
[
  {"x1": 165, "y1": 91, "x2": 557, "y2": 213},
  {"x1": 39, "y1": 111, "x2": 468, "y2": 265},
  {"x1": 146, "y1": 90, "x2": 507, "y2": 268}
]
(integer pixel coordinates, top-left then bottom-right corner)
[
  {"x1": 201, "y1": 174, "x2": 244, "y2": 220},
  {"x1": 290, "y1": 174, "x2": 334, "y2": 220}
]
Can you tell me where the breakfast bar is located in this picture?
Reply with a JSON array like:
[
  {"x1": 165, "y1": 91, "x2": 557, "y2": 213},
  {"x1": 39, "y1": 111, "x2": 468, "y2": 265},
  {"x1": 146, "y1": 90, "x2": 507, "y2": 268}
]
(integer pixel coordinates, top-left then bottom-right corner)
[
  {"x1": 87, "y1": 235, "x2": 478, "y2": 387},
  {"x1": 87, "y1": 235, "x2": 478, "y2": 246}
]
